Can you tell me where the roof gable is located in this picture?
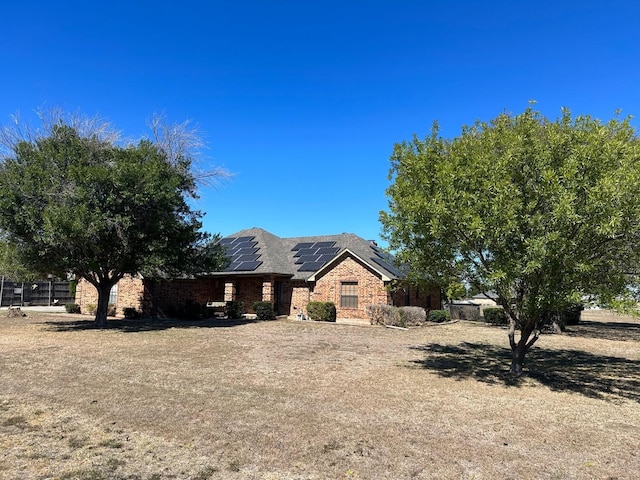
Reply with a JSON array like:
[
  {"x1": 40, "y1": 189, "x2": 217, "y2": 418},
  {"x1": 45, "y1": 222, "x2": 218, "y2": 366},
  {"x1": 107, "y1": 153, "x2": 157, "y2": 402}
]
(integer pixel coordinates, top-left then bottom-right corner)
[{"x1": 306, "y1": 248, "x2": 393, "y2": 282}]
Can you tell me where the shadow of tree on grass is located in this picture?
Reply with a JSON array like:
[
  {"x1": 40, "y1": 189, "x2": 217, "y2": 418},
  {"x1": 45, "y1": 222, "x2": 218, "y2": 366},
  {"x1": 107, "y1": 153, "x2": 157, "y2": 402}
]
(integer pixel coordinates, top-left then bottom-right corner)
[
  {"x1": 564, "y1": 320, "x2": 640, "y2": 342},
  {"x1": 43, "y1": 316, "x2": 258, "y2": 332},
  {"x1": 410, "y1": 342, "x2": 640, "y2": 403}
]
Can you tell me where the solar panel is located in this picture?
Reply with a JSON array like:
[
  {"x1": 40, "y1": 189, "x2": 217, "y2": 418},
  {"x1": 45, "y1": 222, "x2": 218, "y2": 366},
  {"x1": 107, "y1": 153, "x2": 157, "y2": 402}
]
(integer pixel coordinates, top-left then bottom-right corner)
[
  {"x1": 317, "y1": 254, "x2": 335, "y2": 264},
  {"x1": 235, "y1": 236, "x2": 255, "y2": 243},
  {"x1": 235, "y1": 261, "x2": 263, "y2": 271},
  {"x1": 233, "y1": 243, "x2": 256, "y2": 253},
  {"x1": 236, "y1": 254, "x2": 260, "y2": 263},
  {"x1": 316, "y1": 247, "x2": 339, "y2": 256},
  {"x1": 292, "y1": 242, "x2": 315, "y2": 251},
  {"x1": 225, "y1": 262, "x2": 242, "y2": 272},
  {"x1": 295, "y1": 254, "x2": 320, "y2": 264},
  {"x1": 234, "y1": 247, "x2": 259, "y2": 256},
  {"x1": 226, "y1": 243, "x2": 242, "y2": 252},
  {"x1": 218, "y1": 237, "x2": 236, "y2": 246},
  {"x1": 371, "y1": 257, "x2": 404, "y2": 277},
  {"x1": 371, "y1": 245, "x2": 393, "y2": 260},
  {"x1": 314, "y1": 241, "x2": 336, "y2": 249},
  {"x1": 298, "y1": 261, "x2": 326, "y2": 271},
  {"x1": 293, "y1": 248, "x2": 316, "y2": 257}
]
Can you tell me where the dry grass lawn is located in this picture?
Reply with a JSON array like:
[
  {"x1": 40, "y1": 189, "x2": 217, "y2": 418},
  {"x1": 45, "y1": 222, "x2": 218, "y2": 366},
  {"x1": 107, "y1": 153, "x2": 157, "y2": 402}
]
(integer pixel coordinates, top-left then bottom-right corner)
[{"x1": 0, "y1": 309, "x2": 639, "y2": 479}]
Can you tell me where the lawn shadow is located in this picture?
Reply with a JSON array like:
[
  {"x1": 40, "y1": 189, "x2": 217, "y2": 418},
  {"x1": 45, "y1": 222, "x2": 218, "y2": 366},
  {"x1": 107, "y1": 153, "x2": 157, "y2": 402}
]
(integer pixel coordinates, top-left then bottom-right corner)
[
  {"x1": 564, "y1": 320, "x2": 640, "y2": 342},
  {"x1": 43, "y1": 316, "x2": 259, "y2": 332},
  {"x1": 410, "y1": 342, "x2": 640, "y2": 403}
]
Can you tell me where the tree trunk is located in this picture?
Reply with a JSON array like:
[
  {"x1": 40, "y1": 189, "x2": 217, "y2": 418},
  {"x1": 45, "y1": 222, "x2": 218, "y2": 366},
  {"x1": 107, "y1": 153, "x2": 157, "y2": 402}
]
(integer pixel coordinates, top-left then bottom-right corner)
[
  {"x1": 508, "y1": 323, "x2": 538, "y2": 376},
  {"x1": 509, "y1": 340, "x2": 527, "y2": 376},
  {"x1": 94, "y1": 282, "x2": 113, "y2": 328}
]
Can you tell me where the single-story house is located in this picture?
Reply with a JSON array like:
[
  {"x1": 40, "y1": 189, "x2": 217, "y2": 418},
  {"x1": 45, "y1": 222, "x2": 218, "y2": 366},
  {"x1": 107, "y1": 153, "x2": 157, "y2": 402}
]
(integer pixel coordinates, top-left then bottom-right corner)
[{"x1": 75, "y1": 227, "x2": 441, "y2": 319}]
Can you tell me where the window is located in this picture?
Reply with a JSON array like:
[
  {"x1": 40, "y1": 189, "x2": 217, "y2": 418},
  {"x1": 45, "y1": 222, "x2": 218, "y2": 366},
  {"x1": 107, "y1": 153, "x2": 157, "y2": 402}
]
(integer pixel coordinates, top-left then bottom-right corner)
[
  {"x1": 109, "y1": 284, "x2": 118, "y2": 305},
  {"x1": 340, "y1": 282, "x2": 358, "y2": 309}
]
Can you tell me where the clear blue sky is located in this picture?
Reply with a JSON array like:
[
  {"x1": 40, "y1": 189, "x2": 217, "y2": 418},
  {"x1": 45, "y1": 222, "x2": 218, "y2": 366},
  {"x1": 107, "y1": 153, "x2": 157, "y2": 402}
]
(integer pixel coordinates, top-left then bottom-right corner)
[{"x1": 3, "y1": 1, "x2": 639, "y2": 243}]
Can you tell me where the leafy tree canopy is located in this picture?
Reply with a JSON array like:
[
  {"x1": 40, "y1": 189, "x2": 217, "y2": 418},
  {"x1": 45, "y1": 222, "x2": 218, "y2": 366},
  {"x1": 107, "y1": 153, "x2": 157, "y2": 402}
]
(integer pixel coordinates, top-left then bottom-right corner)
[
  {"x1": 0, "y1": 113, "x2": 229, "y2": 326},
  {"x1": 381, "y1": 106, "x2": 640, "y2": 375}
]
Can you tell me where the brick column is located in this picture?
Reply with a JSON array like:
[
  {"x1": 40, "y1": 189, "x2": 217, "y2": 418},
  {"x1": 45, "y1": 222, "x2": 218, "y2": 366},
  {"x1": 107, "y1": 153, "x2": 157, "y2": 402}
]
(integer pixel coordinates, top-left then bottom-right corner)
[
  {"x1": 262, "y1": 279, "x2": 274, "y2": 303},
  {"x1": 224, "y1": 281, "x2": 236, "y2": 302}
]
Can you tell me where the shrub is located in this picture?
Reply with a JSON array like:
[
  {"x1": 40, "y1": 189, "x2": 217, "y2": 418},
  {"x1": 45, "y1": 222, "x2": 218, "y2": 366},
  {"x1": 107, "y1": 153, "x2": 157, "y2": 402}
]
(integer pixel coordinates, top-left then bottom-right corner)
[
  {"x1": 225, "y1": 301, "x2": 244, "y2": 319},
  {"x1": 541, "y1": 302, "x2": 584, "y2": 332},
  {"x1": 562, "y1": 302, "x2": 583, "y2": 326},
  {"x1": 65, "y1": 303, "x2": 81, "y2": 314},
  {"x1": 307, "y1": 301, "x2": 337, "y2": 322},
  {"x1": 483, "y1": 307, "x2": 508, "y2": 325},
  {"x1": 428, "y1": 309, "x2": 451, "y2": 323},
  {"x1": 253, "y1": 301, "x2": 275, "y2": 320},
  {"x1": 107, "y1": 303, "x2": 116, "y2": 317},
  {"x1": 85, "y1": 303, "x2": 97, "y2": 315},
  {"x1": 182, "y1": 299, "x2": 203, "y2": 320},
  {"x1": 123, "y1": 307, "x2": 140, "y2": 319},
  {"x1": 165, "y1": 300, "x2": 203, "y2": 319},
  {"x1": 399, "y1": 306, "x2": 426, "y2": 326},
  {"x1": 366, "y1": 304, "x2": 406, "y2": 327}
]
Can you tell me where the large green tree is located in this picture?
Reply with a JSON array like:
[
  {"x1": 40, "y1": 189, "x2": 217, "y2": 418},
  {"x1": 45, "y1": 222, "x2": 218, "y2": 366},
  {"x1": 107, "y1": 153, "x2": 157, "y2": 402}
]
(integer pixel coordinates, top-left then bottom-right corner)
[
  {"x1": 381, "y1": 107, "x2": 640, "y2": 375},
  {"x1": 0, "y1": 115, "x2": 228, "y2": 327}
]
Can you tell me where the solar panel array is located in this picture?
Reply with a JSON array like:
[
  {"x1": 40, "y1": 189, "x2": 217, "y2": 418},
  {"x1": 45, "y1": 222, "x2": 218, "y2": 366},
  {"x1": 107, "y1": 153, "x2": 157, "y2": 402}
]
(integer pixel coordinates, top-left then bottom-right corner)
[
  {"x1": 220, "y1": 236, "x2": 264, "y2": 272},
  {"x1": 369, "y1": 244, "x2": 405, "y2": 277},
  {"x1": 292, "y1": 241, "x2": 340, "y2": 272}
]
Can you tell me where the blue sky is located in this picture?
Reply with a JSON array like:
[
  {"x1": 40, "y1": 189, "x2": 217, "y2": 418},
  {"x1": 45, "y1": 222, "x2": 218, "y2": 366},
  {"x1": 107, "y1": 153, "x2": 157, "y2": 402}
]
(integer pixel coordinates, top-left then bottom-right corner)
[{"x1": 3, "y1": 1, "x2": 640, "y2": 243}]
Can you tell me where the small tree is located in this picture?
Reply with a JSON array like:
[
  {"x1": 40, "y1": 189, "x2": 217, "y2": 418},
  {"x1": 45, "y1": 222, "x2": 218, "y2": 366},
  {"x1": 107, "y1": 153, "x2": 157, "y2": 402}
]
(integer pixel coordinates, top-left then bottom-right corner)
[
  {"x1": 381, "y1": 106, "x2": 640, "y2": 375},
  {"x1": 0, "y1": 111, "x2": 229, "y2": 327}
]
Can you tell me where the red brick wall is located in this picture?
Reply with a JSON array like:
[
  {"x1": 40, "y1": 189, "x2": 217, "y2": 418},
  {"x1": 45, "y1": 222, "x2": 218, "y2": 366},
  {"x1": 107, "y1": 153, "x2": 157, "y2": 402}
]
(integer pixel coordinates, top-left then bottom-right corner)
[
  {"x1": 75, "y1": 276, "x2": 226, "y2": 317},
  {"x1": 311, "y1": 256, "x2": 390, "y2": 319},
  {"x1": 75, "y1": 275, "x2": 145, "y2": 316},
  {"x1": 143, "y1": 278, "x2": 225, "y2": 316},
  {"x1": 76, "y1": 266, "x2": 441, "y2": 320},
  {"x1": 275, "y1": 279, "x2": 308, "y2": 317}
]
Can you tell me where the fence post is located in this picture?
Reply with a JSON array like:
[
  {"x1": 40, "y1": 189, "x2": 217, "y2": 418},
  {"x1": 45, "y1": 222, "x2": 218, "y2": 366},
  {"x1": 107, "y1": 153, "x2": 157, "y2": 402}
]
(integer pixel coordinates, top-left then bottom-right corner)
[{"x1": 0, "y1": 276, "x2": 4, "y2": 308}]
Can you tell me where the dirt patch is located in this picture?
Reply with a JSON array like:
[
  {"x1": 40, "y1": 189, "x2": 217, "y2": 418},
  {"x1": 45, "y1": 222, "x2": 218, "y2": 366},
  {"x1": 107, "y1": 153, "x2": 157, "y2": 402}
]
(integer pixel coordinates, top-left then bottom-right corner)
[{"x1": 0, "y1": 312, "x2": 638, "y2": 479}]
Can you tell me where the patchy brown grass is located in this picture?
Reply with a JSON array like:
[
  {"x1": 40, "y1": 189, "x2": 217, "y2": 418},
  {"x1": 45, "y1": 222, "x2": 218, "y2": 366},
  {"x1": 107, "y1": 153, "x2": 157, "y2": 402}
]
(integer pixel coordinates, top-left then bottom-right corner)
[{"x1": 0, "y1": 310, "x2": 639, "y2": 479}]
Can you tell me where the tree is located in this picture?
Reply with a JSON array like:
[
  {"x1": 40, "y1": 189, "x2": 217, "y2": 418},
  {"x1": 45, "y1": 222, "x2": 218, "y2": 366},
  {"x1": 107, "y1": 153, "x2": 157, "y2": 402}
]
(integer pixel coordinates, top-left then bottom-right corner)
[
  {"x1": 381, "y1": 106, "x2": 640, "y2": 375},
  {"x1": 0, "y1": 113, "x2": 229, "y2": 327}
]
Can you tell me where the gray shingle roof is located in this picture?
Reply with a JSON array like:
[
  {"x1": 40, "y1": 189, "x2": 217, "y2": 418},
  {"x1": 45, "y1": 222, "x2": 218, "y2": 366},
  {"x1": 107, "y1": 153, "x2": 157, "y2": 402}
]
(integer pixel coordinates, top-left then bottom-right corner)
[{"x1": 213, "y1": 227, "x2": 404, "y2": 281}]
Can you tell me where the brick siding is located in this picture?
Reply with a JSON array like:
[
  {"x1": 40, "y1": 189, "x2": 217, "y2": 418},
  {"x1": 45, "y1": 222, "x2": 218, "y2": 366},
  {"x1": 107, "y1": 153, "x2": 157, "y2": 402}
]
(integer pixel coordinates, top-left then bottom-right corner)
[
  {"x1": 311, "y1": 256, "x2": 390, "y2": 319},
  {"x1": 76, "y1": 256, "x2": 440, "y2": 320}
]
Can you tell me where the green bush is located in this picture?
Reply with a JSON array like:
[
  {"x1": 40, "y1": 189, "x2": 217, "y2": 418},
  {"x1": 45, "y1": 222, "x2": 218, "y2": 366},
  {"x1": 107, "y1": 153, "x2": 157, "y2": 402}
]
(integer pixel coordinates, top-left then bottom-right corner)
[
  {"x1": 107, "y1": 303, "x2": 116, "y2": 317},
  {"x1": 483, "y1": 307, "x2": 508, "y2": 325},
  {"x1": 428, "y1": 309, "x2": 451, "y2": 323},
  {"x1": 225, "y1": 301, "x2": 244, "y2": 319},
  {"x1": 123, "y1": 307, "x2": 140, "y2": 319},
  {"x1": 65, "y1": 303, "x2": 81, "y2": 314},
  {"x1": 541, "y1": 302, "x2": 584, "y2": 332},
  {"x1": 399, "y1": 306, "x2": 426, "y2": 326},
  {"x1": 366, "y1": 304, "x2": 406, "y2": 327},
  {"x1": 562, "y1": 302, "x2": 583, "y2": 326},
  {"x1": 307, "y1": 301, "x2": 337, "y2": 322},
  {"x1": 253, "y1": 301, "x2": 275, "y2": 320},
  {"x1": 85, "y1": 303, "x2": 97, "y2": 315}
]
